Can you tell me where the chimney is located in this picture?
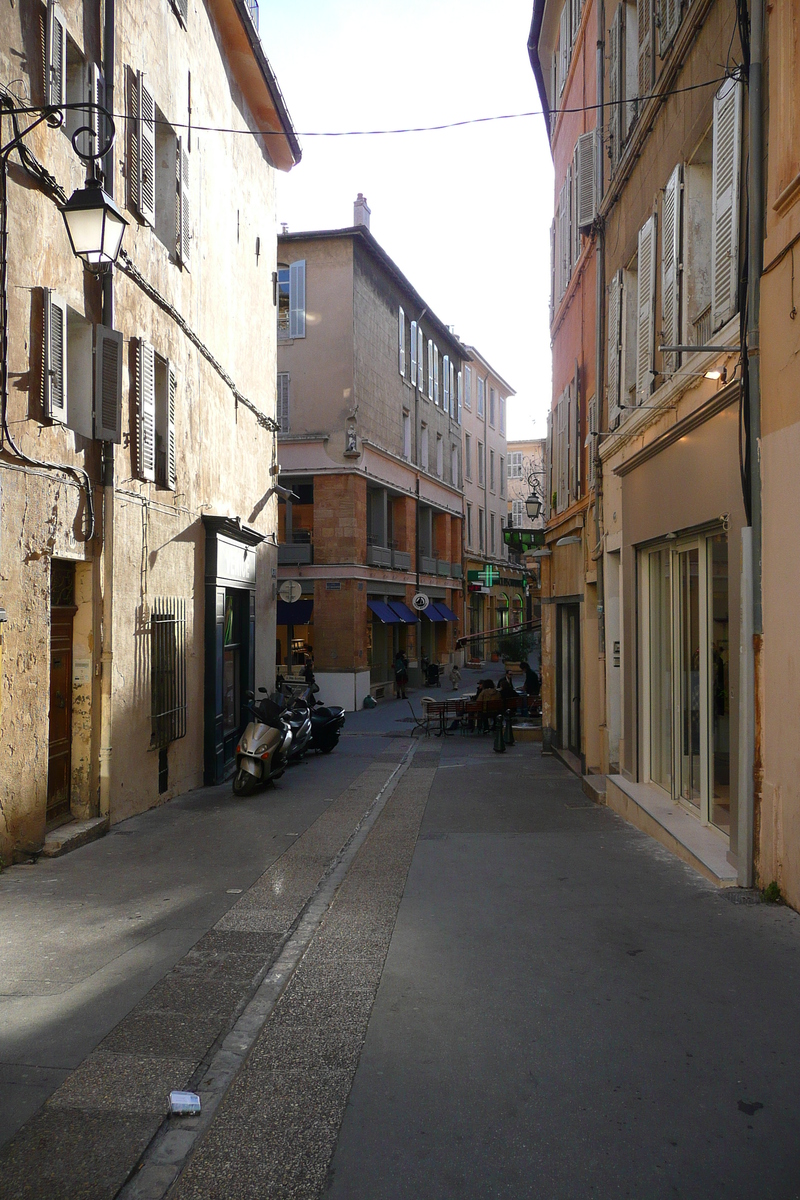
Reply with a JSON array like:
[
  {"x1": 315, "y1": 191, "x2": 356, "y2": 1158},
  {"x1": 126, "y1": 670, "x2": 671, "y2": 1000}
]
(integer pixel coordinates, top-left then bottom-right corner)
[{"x1": 354, "y1": 193, "x2": 371, "y2": 229}]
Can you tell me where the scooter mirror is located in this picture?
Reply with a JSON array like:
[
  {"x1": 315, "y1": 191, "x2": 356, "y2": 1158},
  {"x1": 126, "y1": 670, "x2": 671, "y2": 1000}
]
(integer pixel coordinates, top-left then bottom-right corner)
[
  {"x1": 246, "y1": 690, "x2": 254, "y2": 700},
  {"x1": 258, "y1": 687, "x2": 268, "y2": 693}
]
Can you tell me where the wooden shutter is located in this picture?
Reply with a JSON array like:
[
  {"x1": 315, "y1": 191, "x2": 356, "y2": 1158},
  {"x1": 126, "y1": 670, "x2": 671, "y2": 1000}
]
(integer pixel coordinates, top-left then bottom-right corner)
[
  {"x1": 46, "y1": 2, "x2": 67, "y2": 110},
  {"x1": 572, "y1": 360, "x2": 581, "y2": 498},
  {"x1": 427, "y1": 339, "x2": 434, "y2": 398},
  {"x1": 576, "y1": 131, "x2": 596, "y2": 230},
  {"x1": 571, "y1": 146, "x2": 582, "y2": 265},
  {"x1": 711, "y1": 78, "x2": 742, "y2": 332},
  {"x1": 173, "y1": 0, "x2": 188, "y2": 28},
  {"x1": 417, "y1": 325, "x2": 424, "y2": 389},
  {"x1": 637, "y1": 0, "x2": 653, "y2": 105},
  {"x1": 571, "y1": 0, "x2": 582, "y2": 45},
  {"x1": 550, "y1": 218, "x2": 556, "y2": 323},
  {"x1": 443, "y1": 354, "x2": 450, "y2": 413},
  {"x1": 558, "y1": 392, "x2": 569, "y2": 511},
  {"x1": 136, "y1": 72, "x2": 156, "y2": 227},
  {"x1": 177, "y1": 137, "x2": 190, "y2": 268},
  {"x1": 661, "y1": 163, "x2": 682, "y2": 374},
  {"x1": 44, "y1": 289, "x2": 68, "y2": 424},
  {"x1": 607, "y1": 269, "x2": 622, "y2": 427},
  {"x1": 277, "y1": 372, "x2": 290, "y2": 432},
  {"x1": 586, "y1": 395, "x2": 597, "y2": 488},
  {"x1": 289, "y1": 260, "x2": 306, "y2": 338},
  {"x1": 658, "y1": 0, "x2": 680, "y2": 56},
  {"x1": 636, "y1": 214, "x2": 657, "y2": 403},
  {"x1": 558, "y1": 4, "x2": 569, "y2": 96},
  {"x1": 457, "y1": 371, "x2": 463, "y2": 425},
  {"x1": 166, "y1": 362, "x2": 177, "y2": 489},
  {"x1": 93, "y1": 325, "x2": 123, "y2": 442},
  {"x1": 608, "y1": 5, "x2": 622, "y2": 171},
  {"x1": 546, "y1": 410, "x2": 553, "y2": 517},
  {"x1": 87, "y1": 62, "x2": 106, "y2": 160},
  {"x1": 434, "y1": 345, "x2": 439, "y2": 405},
  {"x1": 410, "y1": 321, "x2": 417, "y2": 385},
  {"x1": 450, "y1": 360, "x2": 456, "y2": 418},
  {"x1": 398, "y1": 306, "x2": 406, "y2": 376},
  {"x1": 136, "y1": 339, "x2": 156, "y2": 482}
]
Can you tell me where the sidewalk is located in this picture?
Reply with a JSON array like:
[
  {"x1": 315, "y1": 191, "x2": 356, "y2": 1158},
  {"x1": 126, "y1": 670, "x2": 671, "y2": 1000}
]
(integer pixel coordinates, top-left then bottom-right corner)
[{"x1": 3, "y1": 725, "x2": 800, "y2": 1198}]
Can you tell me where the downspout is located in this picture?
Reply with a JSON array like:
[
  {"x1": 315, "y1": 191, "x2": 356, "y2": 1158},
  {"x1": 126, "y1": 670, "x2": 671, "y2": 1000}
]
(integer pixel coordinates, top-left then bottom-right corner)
[
  {"x1": 98, "y1": 0, "x2": 115, "y2": 820},
  {"x1": 594, "y1": 0, "x2": 607, "y2": 763},
  {"x1": 739, "y1": 0, "x2": 764, "y2": 888}
]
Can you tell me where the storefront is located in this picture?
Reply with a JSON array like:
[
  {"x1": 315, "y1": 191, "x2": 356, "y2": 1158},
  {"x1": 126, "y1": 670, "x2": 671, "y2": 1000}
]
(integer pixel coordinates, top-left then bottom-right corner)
[{"x1": 203, "y1": 517, "x2": 265, "y2": 785}]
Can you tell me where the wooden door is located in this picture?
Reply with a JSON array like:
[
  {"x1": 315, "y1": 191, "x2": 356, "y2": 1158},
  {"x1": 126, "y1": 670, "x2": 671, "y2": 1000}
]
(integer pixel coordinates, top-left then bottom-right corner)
[{"x1": 47, "y1": 607, "x2": 76, "y2": 823}]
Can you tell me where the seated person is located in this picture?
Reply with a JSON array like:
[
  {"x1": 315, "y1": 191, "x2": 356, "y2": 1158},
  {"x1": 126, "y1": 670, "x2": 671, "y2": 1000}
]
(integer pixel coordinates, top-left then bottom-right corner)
[{"x1": 498, "y1": 668, "x2": 517, "y2": 709}]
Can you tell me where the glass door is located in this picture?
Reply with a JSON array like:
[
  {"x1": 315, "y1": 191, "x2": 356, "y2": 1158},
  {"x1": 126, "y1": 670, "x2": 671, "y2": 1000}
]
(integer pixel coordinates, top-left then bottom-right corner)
[
  {"x1": 708, "y1": 534, "x2": 730, "y2": 833},
  {"x1": 676, "y1": 547, "x2": 702, "y2": 811}
]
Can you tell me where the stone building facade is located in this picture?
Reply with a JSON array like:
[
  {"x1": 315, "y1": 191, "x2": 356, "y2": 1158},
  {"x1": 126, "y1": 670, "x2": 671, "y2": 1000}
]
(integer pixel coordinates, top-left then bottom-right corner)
[
  {"x1": 275, "y1": 207, "x2": 466, "y2": 709},
  {"x1": 0, "y1": 0, "x2": 298, "y2": 860}
]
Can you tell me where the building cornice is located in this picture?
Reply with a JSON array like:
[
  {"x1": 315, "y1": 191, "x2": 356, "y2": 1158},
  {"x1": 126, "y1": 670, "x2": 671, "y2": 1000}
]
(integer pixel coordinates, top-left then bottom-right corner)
[{"x1": 613, "y1": 379, "x2": 740, "y2": 477}]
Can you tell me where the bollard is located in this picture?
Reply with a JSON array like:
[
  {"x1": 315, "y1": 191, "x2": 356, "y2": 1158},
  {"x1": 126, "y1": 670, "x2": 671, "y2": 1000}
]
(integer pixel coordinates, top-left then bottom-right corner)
[
  {"x1": 505, "y1": 709, "x2": 515, "y2": 746},
  {"x1": 493, "y1": 715, "x2": 506, "y2": 753}
]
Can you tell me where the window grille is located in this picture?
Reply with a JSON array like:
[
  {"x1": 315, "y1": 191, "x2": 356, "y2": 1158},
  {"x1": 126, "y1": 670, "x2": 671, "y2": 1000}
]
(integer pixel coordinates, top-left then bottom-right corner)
[{"x1": 151, "y1": 596, "x2": 187, "y2": 748}]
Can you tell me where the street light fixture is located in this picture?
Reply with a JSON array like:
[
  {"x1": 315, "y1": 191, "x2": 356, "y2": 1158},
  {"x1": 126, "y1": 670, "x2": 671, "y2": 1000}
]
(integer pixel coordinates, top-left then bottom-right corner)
[
  {"x1": 60, "y1": 178, "x2": 128, "y2": 269},
  {"x1": 525, "y1": 492, "x2": 542, "y2": 521}
]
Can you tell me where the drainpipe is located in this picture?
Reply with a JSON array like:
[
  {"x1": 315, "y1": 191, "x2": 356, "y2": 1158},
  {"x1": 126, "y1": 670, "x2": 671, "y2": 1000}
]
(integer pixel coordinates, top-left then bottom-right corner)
[
  {"x1": 98, "y1": 0, "x2": 115, "y2": 820},
  {"x1": 594, "y1": 0, "x2": 607, "y2": 771},
  {"x1": 739, "y1": 0, "x2": 764, "y2": 888}
]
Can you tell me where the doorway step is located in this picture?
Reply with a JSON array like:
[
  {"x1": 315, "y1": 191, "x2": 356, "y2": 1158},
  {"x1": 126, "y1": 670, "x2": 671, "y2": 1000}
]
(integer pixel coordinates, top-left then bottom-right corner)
[
  {"x1": 41, "y1": 816, "x2": 109, "y2": 858},
  {"x1": 581, "y1": 773, "x2": 607, "y2": 804},
  {"x1": 605, "y1": 776, "x2": 737, "y2": 887}
]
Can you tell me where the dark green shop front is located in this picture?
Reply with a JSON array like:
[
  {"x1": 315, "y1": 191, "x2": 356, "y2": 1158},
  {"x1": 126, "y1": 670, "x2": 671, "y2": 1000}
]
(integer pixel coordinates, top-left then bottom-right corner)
[{"x1": 203, "y1": 517, "x2": 265, "y2": 784}]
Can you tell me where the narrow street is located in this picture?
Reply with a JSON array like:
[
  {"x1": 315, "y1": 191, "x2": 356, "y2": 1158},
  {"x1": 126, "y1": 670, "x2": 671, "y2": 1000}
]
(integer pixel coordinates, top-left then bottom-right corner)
[{"x1": 2, "y1": 696, "x2": 800, "y2": 1199}]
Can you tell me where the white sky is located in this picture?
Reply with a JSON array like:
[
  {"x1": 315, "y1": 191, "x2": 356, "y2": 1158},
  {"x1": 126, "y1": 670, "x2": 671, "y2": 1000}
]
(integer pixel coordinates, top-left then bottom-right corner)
[{"x1": 264, "y1": 0, "x2": 554, "y2": 441}]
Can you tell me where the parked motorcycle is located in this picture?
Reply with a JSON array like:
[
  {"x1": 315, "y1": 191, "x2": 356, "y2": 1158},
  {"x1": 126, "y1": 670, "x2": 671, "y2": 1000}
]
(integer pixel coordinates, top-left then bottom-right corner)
[
  {"x1": 280, "y1": 693, "x2": 314, "y2": 762},
  {"x1": 232, "y1": 691, "x2": 293, "y2": 795},
  {"x1": 302, "y1": 684, "x2": 346, "y2": 753}
]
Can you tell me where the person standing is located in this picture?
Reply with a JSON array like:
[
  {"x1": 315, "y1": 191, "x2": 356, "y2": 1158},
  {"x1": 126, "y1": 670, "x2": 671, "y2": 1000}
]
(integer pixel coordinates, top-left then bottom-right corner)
[
  {"x1": 519, "y1": 659, "x2": 540, "y2": 716},
  {"x1": 394, "y1": 649, "x2": 409, "y2": 699}
]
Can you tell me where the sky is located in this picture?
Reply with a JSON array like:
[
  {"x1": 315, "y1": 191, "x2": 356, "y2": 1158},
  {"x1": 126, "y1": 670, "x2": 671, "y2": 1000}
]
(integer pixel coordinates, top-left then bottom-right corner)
[{"x1": 263, "y1": 0, "x2": 554, "y2": 441}]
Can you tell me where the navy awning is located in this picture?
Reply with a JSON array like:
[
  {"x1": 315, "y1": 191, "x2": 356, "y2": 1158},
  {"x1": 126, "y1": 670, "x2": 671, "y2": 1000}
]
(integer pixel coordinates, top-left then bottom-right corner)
[
  {"x1": 367, "y1": 599, "x2": 402, "y2": 624},
  {"x1": 436, "y1": 602, "x2": 459, "y2": 622},
  {"x1": 422, "y1": 602, "x2": 447, "y2": 622},
  {"x1": 277, "y1": 599, "x2": 313, "y2": 625},
  {"x1": 388, "y1": 600, "x2": 419, "y2": 624}
]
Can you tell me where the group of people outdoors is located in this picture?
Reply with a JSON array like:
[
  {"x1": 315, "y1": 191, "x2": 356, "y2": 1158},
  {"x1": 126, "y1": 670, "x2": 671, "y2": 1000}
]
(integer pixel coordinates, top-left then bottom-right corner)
[{"x1": 394, "y1": 650, "x2": 540, "y2": 717}]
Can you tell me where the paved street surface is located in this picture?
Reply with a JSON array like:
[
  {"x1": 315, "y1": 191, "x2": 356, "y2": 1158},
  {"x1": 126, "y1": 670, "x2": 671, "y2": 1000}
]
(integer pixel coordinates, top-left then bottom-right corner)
[{"x1": 2, "y1": 687, "x2": 800, "y2": 1199}]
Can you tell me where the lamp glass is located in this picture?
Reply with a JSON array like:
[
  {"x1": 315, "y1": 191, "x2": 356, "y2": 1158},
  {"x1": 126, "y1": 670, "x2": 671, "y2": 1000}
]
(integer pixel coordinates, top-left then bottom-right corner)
[
  {"x1": 525, "y1": 493, "x2": 541, "y2": 520},
  {"x1": 61, "y1": 181, "x2": 128, "y2": 268}
]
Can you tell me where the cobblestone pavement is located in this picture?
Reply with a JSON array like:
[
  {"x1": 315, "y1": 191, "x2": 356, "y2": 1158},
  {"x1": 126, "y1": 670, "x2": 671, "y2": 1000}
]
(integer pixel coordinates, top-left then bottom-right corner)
[{"x1": 2, "y1": 722, "x2": 800, "y2": 1199}]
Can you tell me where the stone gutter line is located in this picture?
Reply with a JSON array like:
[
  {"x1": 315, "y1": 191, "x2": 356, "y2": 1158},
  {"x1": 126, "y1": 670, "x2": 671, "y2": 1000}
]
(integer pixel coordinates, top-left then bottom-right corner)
[{"x1": 116, "y1": 738, "x2": 421, "y2": 1200}]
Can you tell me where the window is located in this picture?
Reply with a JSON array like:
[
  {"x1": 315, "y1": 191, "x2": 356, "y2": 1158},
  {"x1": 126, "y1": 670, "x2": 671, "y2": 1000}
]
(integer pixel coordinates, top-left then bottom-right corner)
[
  {"x1": 130, "y1": 72, "x2": 189, "y2": 267},
  {"x1": 500, "y1": 457, "x2": 505, "y2": 497},
  {"x1": 433, "y1": 345, "x2": 440, "y2": 405},
  {"x1": 398, "y1": 306, "x2": 406, "y2": 377},
  {"x1": 151, "y1": 596, "x2": 187, "y2": 748},
  {"x1": 489, "y1": 388, "x2": 496, "y2": 427},
  {"x1": 277, "y1": 260, "x2": 306, "y2": 339},
  {"x1": 410, "y1": 320, "x2": 417, "y2": 383},
  {"x1": 710, "y1": 79, "x2": 743, "y2": 332},
  {"x1": 170, "y1": 0, "x2": 189, "y2": 28},
  {"x1": 464, "y1": 365, "x2": 472, "y2": 410},
  {"x1": 608, "y1": 2, "x2": 638, "y2": 174},
  {"x1": 464, "y1": 432, "x2": 472, "y2": 480},
  {"x1": 403, "y1": 410, "x2": 411, "y2": 460},
  {"x1": 443, "y1": 354, "x2": 450, "y2": 414},
  {"x1": 586, "y1": 395, "x2": 597, "y2": 489},
  {"x1": 636, "y1": 213, "x2": 657, "y2": 404},
  {"x1": 684, "y1": 128, "x2": 713, "y2": 349},
  {"x1": 451, "y1": 444, "x2": 458, "y2": 486},
  {"x1": 490, "y1": 512, "x2": 496, "y2": 555},
  {"x1": 477, "y1": 441, "x2": 485, "y2": 487},
  {"x1": 43, "y1": 289, "x2": 122, "y2": 442},
  {"x1": 456, "y1": 370, "x2": 463, "y2": 425},
  {"x1": 508, "y1": 451, "x2": 523, "y2": 478},
  {"x1": 479, "y1": 508, "x2": 485, "y2": 553},
  {"x1": 499, "y1": 396, "x2": 506, "y2": 435},
  {"x1": 417, "y1": 325, "x2": 424, "y2": 389},
  {"x1": 450, "y1": 360, "x2": 456, "y2": 420},
  {"x1": 512, "y1": 499, "x2": 525, "y2": 525},
  {"x1": 466, "y1": 502, "x2": 473, "y2": 547},
  {"x1": 436, "y1": 433, "x2": 443, "y2": 478},
  {"x1": 277, "y1": 372, "x2": 289, "y2": 433},
  {"x1": 421, "y1": 423, "x2": 429, "y2": 470},
  {"x1": 490, "y1": 449, "x2": 495, "y2": 492},
  {"x1": 136, "y1": 339, "x2": 177, "y2": 488},
  {"x1": 427, "y1": 338, "x2": 434, "y2": 399},
  {"x1": 477, "y1": 377, "x2": 485, "y2": 418}
]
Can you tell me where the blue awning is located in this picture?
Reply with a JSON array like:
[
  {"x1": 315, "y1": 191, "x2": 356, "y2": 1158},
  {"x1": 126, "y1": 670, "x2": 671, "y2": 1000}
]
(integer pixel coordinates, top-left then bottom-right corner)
[
  {"x1": 277, "y1": 599, "x2": 313, "y2": 625},
  {"x1": 422, "y1": 602, "x2": 447, "y2": 622},
  {"x1": 436, "y1": 602, "x2": 459, "y2": 622},
  {"x1": 388, "y1": 600, "x2": 419, "y2": 624},
  {"x1": 367, "y1": 599, "x2": 403, "y2": 624}
]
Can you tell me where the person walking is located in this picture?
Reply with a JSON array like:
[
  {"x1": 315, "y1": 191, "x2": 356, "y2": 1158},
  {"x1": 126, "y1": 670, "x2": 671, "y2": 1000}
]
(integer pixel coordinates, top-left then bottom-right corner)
[
  {"x1": 449, "y1": 663, "x2": 462, "y2": 691},
  {"x1": 519, "y1": 659, "x2": 540, "y2": 716},
  {"x1": 394, "y1": 649, "x2": 409, "y2": 700}
]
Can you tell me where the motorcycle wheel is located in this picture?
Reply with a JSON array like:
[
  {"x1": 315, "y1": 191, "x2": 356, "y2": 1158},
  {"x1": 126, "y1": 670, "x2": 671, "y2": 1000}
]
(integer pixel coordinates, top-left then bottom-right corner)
[
  {"x1": 319, "y1": 737, "x2": 339, "y2": 754},
  {"x1": 233, "y1": 768, "x2": 259, "y2": 796}
]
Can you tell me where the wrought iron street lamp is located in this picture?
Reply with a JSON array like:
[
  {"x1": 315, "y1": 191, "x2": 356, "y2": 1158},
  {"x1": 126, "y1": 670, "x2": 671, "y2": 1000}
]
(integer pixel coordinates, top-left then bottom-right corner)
[
  {"x1": 525, "y1": 492, "x2": 542, "y2": 521},
  {"x1": 60, "y1": 177, "x2": 127, "y2": 269}
]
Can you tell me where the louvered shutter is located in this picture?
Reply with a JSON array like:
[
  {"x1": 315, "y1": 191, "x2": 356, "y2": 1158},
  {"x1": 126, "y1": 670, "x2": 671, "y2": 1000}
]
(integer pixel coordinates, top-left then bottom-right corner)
[
  {"x1": 636, "y1": 214, "x2": 657, "y2": 403},
  {"x1": 550, "y1": 218, "x2": 556, "y2": 323},
  {"x1": 46, "y1": 2, "x2": 67, "y2": 111},
  {"x1": 638, "y1": 0, "x2": 653, "y2": 105},
  {"x1": 558, "y1": 392, "x2": 569, "y2": 511},
  {"x1": 571, "y1": 147, "x2": 581, "y2": 264},
  {"x1": 289, "y1": 260, "x2": 306, "y2": 338},
  {"x1": 177, "y1": 137, "x2": 190, "y2": 268},
  {"x1": 136, "y1": 339, "x2": 156, "y2": 482},
  {"x1": 546, "y1": 410, "x2": 553, "y2": 517},
  {"x1": 571, "y1": 0, "x2": 582, "y2": 45},
  {"x1": 607, "y1": 270, "x2": 622, "y2": 427},
  {"x1": 450, "y1": 361, "x2": 456, "y2": 419},
  {"x1": 93, "y1": 325, "x2": 123, "y2": 442},
  {"x1": 565, "y1": 167, "x2": 573, "y2": 284},
  {"x1": 661, "y1": 163, "x2": 682, "y2": 374},
  {"x1": 573, "y1": 360, "x2": 581, "y2": 498},
  {"x1": 398, "y1": 306, "x2": 406, "y2": 376},
  {"x1": 87, "y1": 63, "x2": 106, "y2": 160},
  {"x1": 417, "y1": 326, "x2": 424, "y2": 389},
  {"x1": 586, "y1": 396, "x2": 597, "y2": 488},
  {"x1": 277, "y1": 373, "x2": 290, "y2": 433},
  {"x1": 568, "y1": 380, "x2": 577, "y2": 500},
  {"x1": 576, "y1": 131, "x2": 596, "y2": 229},
  {"x1": 427, "y1": 339, "x2": 434, "y2": 398},
  {"x1": 443, "y1": 354, "x2": 450, "y2": 413},
  {"x1": 44, "y1": 289, "x2": 68, "y2": 424},
  {"x1": 658, "y1": 0, "x2": 680, "y2": 56},
  {"x1": 136, "y1": 72, "x2": 156, "y2": 227},
  {"x1": 558, "y1": 5, "x2": 569, "y2": 96},
  {"x1": 166, "y1": 363, "x2": 177, "y2": 489},
  {"x1": 434, "y1": 345, "x2": 439, "y2": 405},
  {"x1": 711, "y1": 78, "x2": 742, "y2": 332},
  {"x1": 410, "y1": 321, "x2": 417, "y2": 385},
  {"x1": 457, "y1": 371, "x2": 463, "y2": 425},
  {"x1": 608, "y1": 6, "x2": 622, "y2": 171},
  {"x1": 173, "y1": 0, "x2": 188, "y2": 28}
]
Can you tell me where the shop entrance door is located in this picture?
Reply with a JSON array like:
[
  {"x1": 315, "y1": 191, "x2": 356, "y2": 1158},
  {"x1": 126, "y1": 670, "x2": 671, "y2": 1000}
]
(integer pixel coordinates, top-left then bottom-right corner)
[
  {"x1": 48, "y1": 561, "x2": 77, "y2": 825},
  {"x1": 556, "y1": 603, "x2": 580, "y2": 755}
]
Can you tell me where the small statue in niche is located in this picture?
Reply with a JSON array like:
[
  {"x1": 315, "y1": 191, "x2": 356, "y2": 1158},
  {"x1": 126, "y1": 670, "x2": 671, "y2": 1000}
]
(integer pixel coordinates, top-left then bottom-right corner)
[{"x1": 345, "y1": 425, "x2": 358, "y2": 454}]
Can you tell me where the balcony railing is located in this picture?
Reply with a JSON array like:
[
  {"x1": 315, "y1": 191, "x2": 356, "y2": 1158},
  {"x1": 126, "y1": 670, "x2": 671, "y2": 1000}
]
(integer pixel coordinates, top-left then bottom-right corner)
[
  {"x1": 420, "y1": 555, "x2": 437, "y2": 575},
  {"x1": 437, "y1": 560, "x2": 450, "y2": 576},
  {"x1": 392, "y1": 549, "x2": 411, "y2": 571},
  {"x1": 279, "y1": 529, "x2": 312, "y2": 565},
  {"x1": 450, "y1": 562, "x2": 463, "y2": 578},
  {"x1": 367, "y1": 544, "x2": 392, "y2": 568}
]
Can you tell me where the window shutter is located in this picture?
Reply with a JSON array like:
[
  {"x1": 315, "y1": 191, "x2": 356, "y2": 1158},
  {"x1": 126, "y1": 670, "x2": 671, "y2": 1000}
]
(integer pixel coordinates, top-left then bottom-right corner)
[
  {"x1": 558, "y1": 393, "x2": 569, "y2": 511},
  {"x1": 586, "y1": 395, "x2": 597, "y2": 488},
  {"x1": 136, "y1": 72, "x2": 156, "y2": 227},
  {"x1": 558, "y1": 4, "x2": 569, "y2": 97},
  {"x1": 427, "y1": 339, "x2": 434, "y2": 398},
  {"x1": 93, "y1": 325, "x2": 123, "y2": 442},
  {"x1": 417, "y1": 325, "x2": 424, "y2": 389},
  {"x1": 661, "y1": 163, "x2": 682, "y2": 374},
  {"x1": 711, "y1": 78, "x2": 742, "y2": 333},
  {"x1": 636, "y1": 214, "x2": 657, "y2": 403},
  {"x1": 398, "y1": 306, "x2": 406, "y2": 376},
  {"x1": 571, "y1": 0, "x2": 582, "y2": 45},
  {"x1": 86, "y1": 62, "x2": 106, "y2": 160},
  {"x1": 546, "y1": 410, "x2": 553, "y2": 517},
  {"x1": 136, "y1": 339, "x2": 156, "y2": 482},
  {"x1": 434, "y1": 345, "x2": 439, "y2": 405},
  {"x1": 637, "y1": 0, "x2": 653, "y2": 105},
  {"x1": 289, "y1": 260, "x2": 306, "y2": 338},
  {"x1": 167, "y1": 363, "x2": 177, "y2": 490},
  {"x1": 608, "y1": 5, "x2": 622, "y2": 171},
  {"x1": 571, "y1": 360, "x2": 580, "y2": 499},
  {"x1": 457, "y1": 370, "x2": 463, "y2": 425},
  {"x1": 443, "y1": 354, "x2": 450, "y2": 413},
  {"x1": 658, "y1": 0, "x2": 680, "y2": 56},
  {"x1": 46, "y1": 2, "x2": 67, "y2": 110},
  {"x1": 571, "y1": 147, "x2": 582, "y2": 265},
  {"x1": 449, "y1": 360, "x2": 455, "y2": 418},
  {"x1": 576, "y1": 131, "x2": 596, "y2": 230},
  {"x1": 177, "y1": 137, "x2": 190, "y2": 268},
  {"x1": 550, "y1": 218, "x2": 556, "y2": 323},
  {"x1": 410, "y1": 320, "x2": 417, "y2": 385},
  {"x1": 44, "y1": 289, "x2": 68, "y2": 424},
  {"x1": 277, "y1": 372, "x2": 290, "y2": 433},
  {"x1": 607, "y1": 269, "x2": 622, "y2": 427},
  {"x1": 173, "y1": 0, "x2": 188, "y2": 28}
]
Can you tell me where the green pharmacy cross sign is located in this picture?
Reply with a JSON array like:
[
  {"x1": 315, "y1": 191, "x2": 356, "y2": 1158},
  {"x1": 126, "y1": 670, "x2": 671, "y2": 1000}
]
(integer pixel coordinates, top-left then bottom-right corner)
[{"x1": 477, "y1": 564, "x2": 499, "y2": 587}]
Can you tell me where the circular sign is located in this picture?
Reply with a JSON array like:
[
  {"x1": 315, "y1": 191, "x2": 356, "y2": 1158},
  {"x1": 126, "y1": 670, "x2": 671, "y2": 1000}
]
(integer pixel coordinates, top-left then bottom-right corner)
[
  {"x1": 278, "y1": 579, "x2": 302, "y2": 604},
  {"x1": 412, "y1": 592, "x2": 430, "y2": 612}
]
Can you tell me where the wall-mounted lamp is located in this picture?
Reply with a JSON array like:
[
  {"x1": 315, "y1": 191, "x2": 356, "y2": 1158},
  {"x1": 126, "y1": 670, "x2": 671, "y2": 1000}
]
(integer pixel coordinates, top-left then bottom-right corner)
[
  {"x1": 60, "y1": 178, "x2": 128, "y2": 269},
  {"x1": 556, "y1": 535, "x2": 581, "y2": 546}
]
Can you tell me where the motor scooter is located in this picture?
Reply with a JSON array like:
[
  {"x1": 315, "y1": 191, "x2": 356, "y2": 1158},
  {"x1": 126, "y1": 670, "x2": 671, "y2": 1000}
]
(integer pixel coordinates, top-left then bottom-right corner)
[
  {"x1": 301, "y1": 684, "x2": 346, "y2": 753},
  {"x1": 280, "y1": 692, "x2": 314, "y2": 762},
  {"x1": 232, "y1": 691, "x2": 293, "y2": 795}
]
